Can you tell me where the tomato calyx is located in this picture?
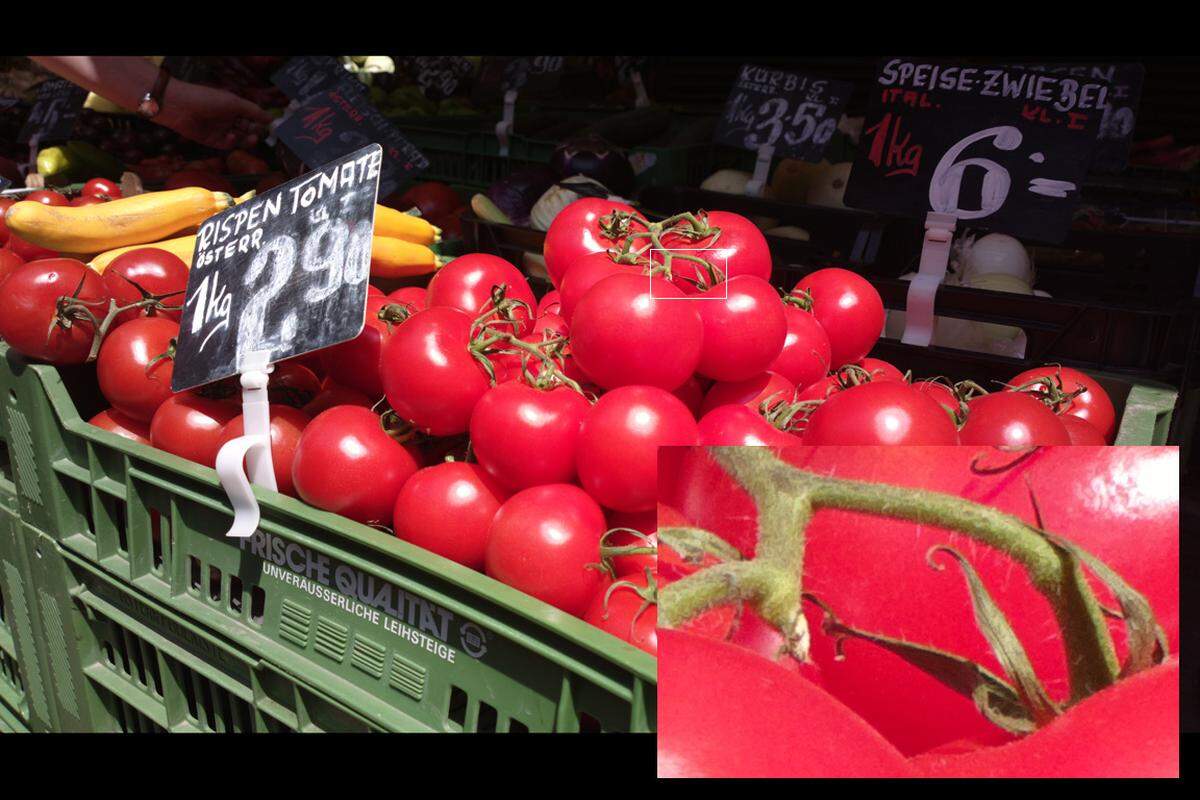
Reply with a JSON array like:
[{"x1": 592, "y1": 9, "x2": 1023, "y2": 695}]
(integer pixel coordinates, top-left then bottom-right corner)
[
  {"x1": 782, "y1": 289, "x2": 814, "y2": 313},
  {"x1": 594, "y1": 527, "x2": 657, "y2": 580},
  {"x1": 376, "y1": 301, "x2": 415, "y2": 331},
  {"x1": 659, "y1": 448, "x2": 1170, "y2": 737},
  {"x1": 595, "y1": 567, "x2": 659, "y2": 640},
  {"x1": 1005, "y1": 369, "x2": 1089, "y2": 415},
  {"x1": 109, "y1": 270, "x2": 186, "y2": 318},
  {"x1": 144, "y1": 336, "x2": 178, "y2": 375},
  {"x1": 603, "y1": 209, "x2": 727, "y2": 290}
]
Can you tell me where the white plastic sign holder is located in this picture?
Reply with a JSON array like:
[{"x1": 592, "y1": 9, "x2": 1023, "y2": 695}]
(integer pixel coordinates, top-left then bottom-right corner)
[
  {"x1": 743, "y1": 143, "x2": 775, "y2": 197},
  {"x1": 215, "y1": 349, "x2": 278, "y2": 538},
  {"x1": 496, "y1": 89, "x2": 517, "y2": 157},
  {"x1": 632, "y1": 71, "x2": 650, "y2": 108},
  {"x1": 900, "y1": 211, "x2": 957, "y2": 346}
]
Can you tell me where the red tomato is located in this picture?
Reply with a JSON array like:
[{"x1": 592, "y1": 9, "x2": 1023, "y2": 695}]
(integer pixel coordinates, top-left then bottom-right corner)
[
  {"x1": 0, "y1": 247, "x2": 24, "y2": 287},
  {"x1": 913, "y1": 379, "x2": 960, "y2": 421},
  {"x1": 769, "y1": 303, "x2": 831, "y2": 390},
  {"x1": 663, "y1": 210, "x2": 772, "y2": 290},
  {"x1": 698, "y1": 404, "x2": 799, "y2": 447},
  {"x1": 426, "y1": 254, "x2": 537, "y2": 336},
  {"x1": 584, "y1": 569, "x2": 658, "y2": 655},
  {"x1": 380, "y1": 307, "x2": 491, "y2": 436},
  {"x1": 484, "y1": 484, "x2": 607, "y2": 616},
  {"x1": 386, "y1": 285, "x2": 427, "y2": 312},
  {"x1": 557, "y1": 250, "x2": 642, "y2": 322},
  {"x1": 367, "y1": 284, "x2": 384, "y2": 296},
  {"x1": 700, "y1": 371, "x2": 796, "y2": 417},
  {"x1": 1060, "y1": 414, "x2": 1107, "y2": 445},
  {"x1": 4, "y1": 231, "x2": 59, "y2": 261},
  {"x1": 393, "y1": 182, "x2": 462, "y2": 224},
  {"x1": 671, "y1": 374, "x2": 706, "y2": 417},
  {"x1": 1009, "y1": 366, "x2": 1117, "y2": 444},
  {"x1": 958, "y1": 392, "x2": 1071, "y2": 447},
  {"x1": 69, "y1": 195, "x2": 108, "y2": 206},
  {"x1": 0, "y1": 258, "x2": 109, "y2": 364},
  {"x1": 694, "y1": 275, "x2": 787, "y2": 382},
  {"x1": 149, "y1": 392, "x2": 240, "y2": 467},
  {"x1": 100, "y1": 247, "x2": 189, "y2": 327},
  {"x1": 88, "y1": 408, "x2": 152, "y2": 445},
  {"x1": 531, "y1": 312, "x2": 568, "y2": 340},
  {"x1": 576, "y1": 385, "x2": 699, "y2": 512},
  {"x1": 216, "y1": 405, "x2": 310, "y2": 497},
  {"x1": 165, "y1": 170, "x2": 234, "y2": 194},
  {"x1": 81, "y1": 177, "x2": 123, "y2": 199},
  {"x1": 292, "y1": 405, "x2": 421, "y2": 525},
  {"x1": 25, "y1": 190, "x2": 69, "y2": 206},
  {"x1": 301, "y1": 384, "x2": 372, "y2": 417},
  {"x1": 658, "y1": 629, "x2": 915, "y2": 778},
  {"x1": 96, "y1": 316, "x2": 179, "y2": 422},
  {"x1": 536, "y1": 290, "x2": 562, "y2": 317},
  {"x1": 912, "y1": 660, "x2": 1178, "y2": 778},
  {"x1": 855, "y1": 357, "x2": 904, "y2": 382},
  {"x1": 542, "y1": 197, "x2": 639, "y2": 288},
  {"x1": 320, "y1": 294, "x2": 395, "y2": 400},
  {"x1": 0, "y1": 197, "x2": 13, "y2": 245},
  {"x1": 266, "y1": 361, "x2": 322, "y2": 408},
  {"x1": 393, "y1": 461, "x2": 508, "y2": 569},
  {"x1": 469, "y1": 382, "x2": 590, "y2": 491},
  {"x1": 570, "y1": 273, "x2": 703, "y2": 392},
  {"x1": 603, "y1": 508, "x2": 658, "y2": 578},
  {"x1": 803, "y1": 380, "x2": 959, "y2": 445},
  {"x1": 792, "y1": 268, "x2": 884, "y2": 368}
]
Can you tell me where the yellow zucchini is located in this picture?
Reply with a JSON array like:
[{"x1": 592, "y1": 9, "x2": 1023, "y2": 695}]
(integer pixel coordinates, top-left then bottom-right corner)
[
  {"x1": 5, "y1": 188, "x2": 232, "y2": 253},
  {"x1": 370, "y1": 236, "x2": 446, "y2": 278},
  {"x1": 88, "y1": 235, "x2": 198, "y2": 274},
  {"x1": 374, "y1": 204, "x2": 441, "y2": 245}
]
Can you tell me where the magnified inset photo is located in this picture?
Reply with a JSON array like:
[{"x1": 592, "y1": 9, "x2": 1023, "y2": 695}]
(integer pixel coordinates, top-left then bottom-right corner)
[{"x1": 657, "y1": 446, "x2": 1179, "y2": 778}]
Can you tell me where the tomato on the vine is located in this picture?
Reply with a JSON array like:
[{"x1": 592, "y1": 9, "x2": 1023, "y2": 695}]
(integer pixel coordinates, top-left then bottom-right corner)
[
  {"x1": 0, "y1": 259, "x2": 109, "y2": 364},
  {"x1": 81, "y1": 177, "x2": 123, "y2": 199},
  {"x1": 958, "y1": 392, "x2": 1071, "y2": 447},
  {"x1": 469, "y1": 382, "x2": 590, "y2": 491},
  {"x1": 484, "y1": 483, "x2": 608, "y2": 616},
  {"x1": 570, "y1": 273, "x2": 703, "y2": 391},
  {"x1": 698, "y1": 404, "x2": 799, "y2": 447},
  {"x1": 584, "y1": 569, "x2": 658, "y2": 655},
  {"x1": 1009, "y1": 365, "x2": 1116, "y2": 444},
  {"x1": 302, "y1": 384, "x2": 372, "y2": 417},
  {"x1": 393, "y1": 461, "x2": 508, "y2": 570},
  {"x1": 695, "y1": 275, "x2": 787, "y2": 382},
  {"x1": 217, "y1": 405, "x2": 310, "y2": 497},
  {"x1": 1060, "y1": 414, "x2": 1107, "y2": 445},
  {"x1": 96, "y1": 316, "x2": 178, "y2": 422},
  {"x1": 88, "y1": 408, "x2": 152, "y2": 445},
  {"x1": 663, "y1": 210, "x2": 772, "y2": 290},
  {"x1": 802, "y1": 380, "x2": 959, "y2": 445},
  {"x1": 603, "y1": 508, "x2": 658, "y2": 578},
  {"x1": 700, "y1": 371, "x2": 796, "y2": 416},
  {"x1": 0, "y1": 247, "x2": 24, "y2": 288},
  {"x1": 292, "y1": 405, "x2": 421, "y2": 525},
  {"x1": 320, "y1": 294, "x2": 398, "y2": 400},
  {"x1": 425, "y1": 253, "x2": 537, "y2": 336},
  {"x1": 557, "y1": 250, "x2": 643, "y2": 323},
  {"x1": 792, "y1": 268, "x2": 884, "y2": 368},
  {"x1": 769, "y1": 303, "x2": 831, "y2": 391},
  {"x1": 100, "y1": 247, "x2": 189, "y2": 327},
  {"x1": 149, "y1": 392, "x2": 240, "y2": 467},
  {"x1": 542, "y1": 197, "x2": 639, "y2": 288}
]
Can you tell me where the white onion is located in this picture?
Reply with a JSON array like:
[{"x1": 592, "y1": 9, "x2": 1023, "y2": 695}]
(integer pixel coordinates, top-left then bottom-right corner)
[
  {"x1": 765, "y1": 226, "x2": 811, "y2": 241},
  {"x1": 958, "y1": 233, "x2": 1032, "y2": 285},
  {"x1": 700, "y1": 169, "x2": 754, "y2": 195}
]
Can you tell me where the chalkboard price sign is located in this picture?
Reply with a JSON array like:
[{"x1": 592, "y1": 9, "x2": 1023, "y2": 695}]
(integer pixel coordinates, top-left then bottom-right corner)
[
  {"x1": 714, "y1": 64, "x2": 852, "y2": 161},
  {"x1": 401, "y1": 56, "x2": 475, "y2": 100},
  {"x1": 843, "y1": 58, "x2": 1107, "y2": 243},
  {"x1": 271, "y1": 59, "x2": 427, "y2": 199},
  {"x1": 172, "y1": 144, "x2": 382, "y2": 392},
  {"x1": 19, "y1": 78, "x2": 87, "y2": 144}
]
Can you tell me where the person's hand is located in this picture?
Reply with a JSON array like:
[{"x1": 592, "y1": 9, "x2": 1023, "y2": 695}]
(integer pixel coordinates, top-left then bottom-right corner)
[{"x1": 158, "y1": 79, "x2": 274, "y2": 150}]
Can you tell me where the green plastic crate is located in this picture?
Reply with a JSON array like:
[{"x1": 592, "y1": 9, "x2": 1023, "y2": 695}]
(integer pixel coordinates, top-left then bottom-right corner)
[{"x1": 0, "y1": 344, "x2": 656, "y2": 733}]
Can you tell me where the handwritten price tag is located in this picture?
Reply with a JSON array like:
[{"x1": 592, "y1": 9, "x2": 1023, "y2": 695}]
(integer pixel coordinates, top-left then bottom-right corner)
[
  {"x1": 19, "y1": 78, "x2": 86, "y2": 144},
  {"x1": 401, "y1": 56, "x2": 475, "y2": 100},
  {"x1": 844, "y1": 58, "x2": 1107, "y2": 243}
]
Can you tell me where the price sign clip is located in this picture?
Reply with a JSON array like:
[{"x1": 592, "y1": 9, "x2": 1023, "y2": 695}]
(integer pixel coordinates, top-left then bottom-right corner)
[
  {"x1": 744, "y1": 143, "x2": 775, "y2": 197},
  {"x1": 214, "y1": 350, "x2": 278, "y2": 538},
  {"x1": 496, "y1": 89, "x2": 517, "y2": 157},
  {"x1": 900, "y1": 212, "x2": 957, "y2": 347}
]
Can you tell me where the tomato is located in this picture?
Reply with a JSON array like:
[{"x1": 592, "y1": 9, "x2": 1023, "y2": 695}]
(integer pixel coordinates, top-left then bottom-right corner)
[
  {"x1": 320, "y1": 294, "x2": 396, "y2": 400},
  {"x1": 393, "y1": 182, "x2": 461, "y2": 224},
  {"x1": 663, "y1": 210, "x2": 772, "y2": 290},
  {"x1": 69, "y1": 195, "x2": 108, "y2": 206},
  {"x1": 576, "y1": 385, "x2": 698, "y2": 512},
  {"x1": 700, "y1": 371, "x2": 796, "y2": 416},
  {"x1": 1009, "y1": 366, "x2": 1116, "y2": 444},
  {"x1": 698, "y1": 404, "x2": 799, "y2": 447},
  {"x1": 0, "y1": 247, "x2": 24, "y2": 287},
  {"x1": 302, "y1": 384, "x2": 372, "y2": 417},
  {"x1": 393, "y1": 462, "x2": 508, "y2": 570},
  {"x1": 768, "y1": 303, "x2": 831, "y2": 391},
  {"x1": 913, "y1": 379, "x2": 960, "y2": 422},
  {"x1": 81, "y1": 177, "x2": 123, "y2": 199},
  {"x1": 292, "y1": 406, "x2": 421, "y2": 525},
  {"x1": 658, "y1": 629, "x2": 915, "y2": 778},
  {"x1": 557, "y1": 250, "x2": 642, "y2": 323},
  {"x1": 216, "y1": 405, "x2": 310, "y2": 497},
  {"x1": 149, "y1": 392, "x2": 240, "y2": 467},
  {"x1": 469, "y1": 382, "x2": 590, "y2": 491},
  {"x1": 958, "y1": 392, "x2": 1071, "y2": 447},
  {"x1": 367, "y1": 284, "x2": 384, "y2": 296},
  {"x1": 100, "y1": 247, "x2": 189, "y2": 327},
  {"x1": 542, "y1": 197, "x2": 639, "y2": 288},
  {"x1": 4, "y1": 231, "x2": 58, "y2": 261},
  {"x1": 0, "y1": 259, "x2": 109, "y2": 364},
  {"x1": 266, "y1": 361, "x2": 321, "y2": 408},
  {"x1": 165, "y1": 170, "x2": 235, "y2": 194},
  {"x1": 426, "y1": 254, "x2": 537, "y2": 337},
  {"x1": 671, "y1": 374, "x2": 706, "y2": 417},
  {"x1": 694, "y1": 275, "x2": 787, "y2": 382},
  {"x1": 803, "y1": 380, "x2": 959, "y2": 445},
  {"x1": 1060, "y1": 414, "x2": 1107, "y2": 445},
  {"x1": 603, "y1": 508, "x2": 658, "y2": 577},
  {"x1": 531, "y1": 312, "x2": 568, "y2": 340},
  {"x1": 536, "y1": 290, "x2": 562, "y2": 317},
  {"x1": 386, "y1": 285, "x2": 427, "y2": 312},
  {"x1": 88, "y1": 408, "x2": 151, "y2": 445},
  {"x1": 792, "y1": 268, "x2": 884, "y2": 368},
  {"x1": 912, "y1": 660, "x2": 1178, "y2": 777},
  {"x1": 96, "y1": 316, "x2": 178, "y2": 422},
  {"x1": 380, "y1": 307, "x2": 491, "y2": 436},
  {"x1": 570, "y1": 273, "x2": 703, "y2": 391},
  {"x1": 855, "y1": 357, "x2": 904, "y2": 382},
  {"x1": 584, "y1": 569, "x2": 658, "y2": 655},
  {"x1": 25, "y1": 190, "x2": 69, "y2": 206},
  {"x1": 484, "y1": 483, "x2": 607, "y2": 616}
]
